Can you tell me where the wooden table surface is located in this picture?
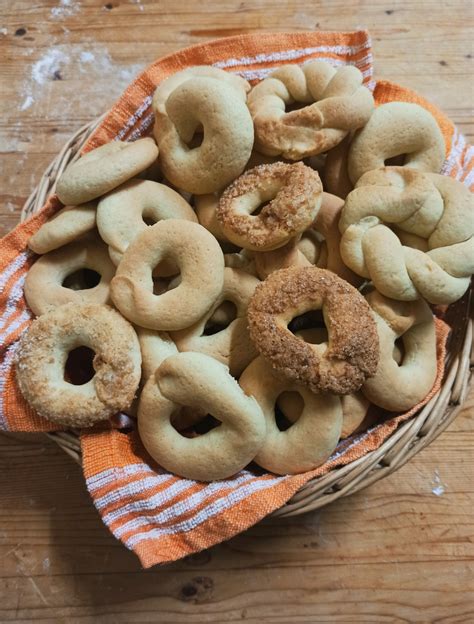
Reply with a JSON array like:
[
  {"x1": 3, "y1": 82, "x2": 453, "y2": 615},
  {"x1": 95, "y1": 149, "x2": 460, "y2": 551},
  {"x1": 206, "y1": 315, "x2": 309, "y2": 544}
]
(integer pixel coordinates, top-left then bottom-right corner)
[{"x1": 0, "y1": 1, "x2": 473, "y2": 621}]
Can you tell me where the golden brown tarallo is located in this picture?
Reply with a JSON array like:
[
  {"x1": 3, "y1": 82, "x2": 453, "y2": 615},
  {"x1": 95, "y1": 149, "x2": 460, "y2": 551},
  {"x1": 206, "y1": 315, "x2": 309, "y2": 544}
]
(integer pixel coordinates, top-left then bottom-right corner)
[
  {"x1": 15, "y1": 303, "x2": 141, "y2": 427},
  {"x1": 217, "y1": 162, "x2": 322, "y2": 251},
  {"x1": 248, "y1": 60, "x2": 374, "y2": 159},
  {"x1": 153, "y1": 67, "x2": 253, "y2": 194},
  {"x1": 239, "y1": 356, "x2": 343, "y2": 474},
  {"x1": 138, "y1": 352, "x2": 266, "y2": 481},
  {"x1": 56, "y1": 138, "x2": 158, "y2": 205},
  {"x1": 24, "y1": 234, "x2": 115, "y2": 316},
  {"x1": 247, "y1": 266, "x2": 379, "y2": 395}
]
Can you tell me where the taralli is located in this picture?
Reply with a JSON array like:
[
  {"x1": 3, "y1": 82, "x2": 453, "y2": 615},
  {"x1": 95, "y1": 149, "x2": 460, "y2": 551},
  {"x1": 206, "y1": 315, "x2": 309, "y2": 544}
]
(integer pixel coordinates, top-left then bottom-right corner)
[
  {"x1": 277, "y1": 381, "x2": 371, "y2": 440},
  {"x1": 339, "y1": 167, "x2": 474, "y2": 304},
  {"x1": 152, "y1": 65, "x2": 250, "y2": 115},
  {"x1": 254, "y1": 239, "x2": 311, "y2": 280},
  {"x1": 15, "y1": 303, "x2": 141, "y2": 427},
  {"x1": 362, "y1": 291, "x2": 437, "y2": 411},
  {"x1": 194, "y1": 193, "x2": 229, "y2": 243},
  {"x1": 217, "y1": 162, "x2": 323, "y2": 251},
  {"x1": 24, "y1": 235, "x2": 116, "y2": 316},
  {"x1": 28, "y1": 202, "x2": 96, "y2": 254},
  {"x1": 97, "y1": 178, "x2": 197, "y2": 266},
  {"x1": 312, "y1": 192, "x2": 362, "y2": 285},
  {"x1": 56, "y1": 138, "x2": 159, "y2": 205},
  {"x1": 172, "y1": 268, "x2": 259, "y2": 376},
  {"x1": 224, "y1": 249, "x2": 258, "y2": 277},
  {"x1": 111, "y1": 219, "x2": 225, "y2": 330},
  {"x1": 256, "y1": 192, "x2": 360, "y2": 282},
  {"x1": 239, "y1": 356, "x2": 343, "y2": 474},
  {"x1": 136, "y1": 328, "x2": 198, "y2": 432},
  {"x1": 137, "y1": 327, "x2": 179, "y2": 380},
  {"x1": 247, "y1": 266, "x2": 379, "y2": 394},
  {"x1": 347, "y1": 102, "x2": 445, "y2": 184},
  {"x1": 297, "y1": 228, "x2": 324, "y2": 265},
  {"x1": 247, "y1": 60, "x2": 374, "y2": 159},
  {"x1": 279, "y1": 328, "x2": 371, "y2": 438},
  {"x1": 138, "y1": 352, "x2": 266, "y2": 481},
  {"x1": 153, "y1": 76, "x2": 254, "y2": 194},
  {"x1": 323, "y1": 133, "x2": 354, "y2": 199}
]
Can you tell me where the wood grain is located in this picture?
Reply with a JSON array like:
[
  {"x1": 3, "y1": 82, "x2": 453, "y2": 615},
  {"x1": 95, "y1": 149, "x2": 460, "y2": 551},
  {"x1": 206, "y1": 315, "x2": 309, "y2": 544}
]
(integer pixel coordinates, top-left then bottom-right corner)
[{"x1": 0, "y1": 0, "x2": 473, "y2": 621}]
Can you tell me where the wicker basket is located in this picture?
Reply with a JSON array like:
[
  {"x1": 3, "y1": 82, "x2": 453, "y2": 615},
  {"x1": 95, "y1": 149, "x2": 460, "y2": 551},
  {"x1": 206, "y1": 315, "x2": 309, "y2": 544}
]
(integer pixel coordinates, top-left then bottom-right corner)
[{"x1": 20, "y1": 117, "x2": 473, "y2": 518}]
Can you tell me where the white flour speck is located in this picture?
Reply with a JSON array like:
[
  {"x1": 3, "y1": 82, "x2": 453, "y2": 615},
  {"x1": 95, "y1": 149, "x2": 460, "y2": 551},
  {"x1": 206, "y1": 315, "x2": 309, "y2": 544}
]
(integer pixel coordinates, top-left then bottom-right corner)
[
  {"x1": 0, "y1": 27, "x2": 8, "y2": 35},
  {"x1": 18, "y1": 43, "x2": 144, "y2": 120},
  {"x1": 32, "y1": 48, "x2": 69, "y2": 85},
  {"x1": 20, "y1": 95, "x2": 34, "y2": 110},
  {"x1": 51, "y1": 0, "x2": 81, "y2": 19},
  {"x1": 431, "y1": 469, "x2": 446, "y2": 496},
  {"x1": 79, "y1": 50, "x2": 95, "y2": 63}
]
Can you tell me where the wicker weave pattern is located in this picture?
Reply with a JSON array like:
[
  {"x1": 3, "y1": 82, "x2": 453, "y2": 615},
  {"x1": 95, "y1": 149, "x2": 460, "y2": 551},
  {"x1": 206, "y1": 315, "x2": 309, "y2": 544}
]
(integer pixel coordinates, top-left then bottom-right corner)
[{"x1": 21, "y1": 118, "x2": 473, "y2": 517}]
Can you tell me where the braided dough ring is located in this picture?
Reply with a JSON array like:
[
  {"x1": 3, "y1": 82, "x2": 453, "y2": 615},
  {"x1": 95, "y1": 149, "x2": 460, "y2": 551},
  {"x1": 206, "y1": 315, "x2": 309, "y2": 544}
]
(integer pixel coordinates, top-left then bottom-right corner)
[
  {"x1": 111, "y1": 219, "x2": 224, "y2": 330},
  {"x1": 247, "y1": 266, "x2": 379, "y2": 394},
  {"x1": 339, "y1": 167, "x2": 474, "y2": 304},
  {"x1": 24, "y1": 235, "x2": 116, "y2": 316},
  {"x1": 172, "y1": 267, "x2": 259, "y2": 376},
  {"x1": 153, "y1": 76, "x2": 254, "y2": 194},
  {"x1": 16, "y1": 303, "x2": 141, "y2": 427},
  {"x1": 56, "y1": 138, "x2": 158, "y2": 205},
  {"x1": 138, "y1": 352, "x2": 265, "y2": 481},
  {"x1": 97, "y1": 178, "x2": 197, "y2": 267},
  {"x1": 247, "y1": 61, "x2": 374, "y2": 159},
  {"x1": 348, "y1": 102, "x2": 445, "y2": 184},
  {"x1": 239, "y1": 356, "x2": 342, "y2": 474},
  {"x1": 217, "y1": 162, "x2": 323, "y2": 251},
  {"x1": 362, "y1": 290, "x2": 437, "y2": 411},
  {"x1": 28, "y1": 202, "x2": 96, "y2": 254}
]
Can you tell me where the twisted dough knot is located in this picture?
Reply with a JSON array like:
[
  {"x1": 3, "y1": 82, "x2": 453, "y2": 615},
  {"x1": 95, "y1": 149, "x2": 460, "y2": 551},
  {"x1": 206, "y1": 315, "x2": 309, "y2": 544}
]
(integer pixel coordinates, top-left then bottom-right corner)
[
  {"x1": 247, "y1": 60, "x2": 374, "y2": 159},
  {"x1": 339, "y1": 167, "x2": 474, "y2": 305}
]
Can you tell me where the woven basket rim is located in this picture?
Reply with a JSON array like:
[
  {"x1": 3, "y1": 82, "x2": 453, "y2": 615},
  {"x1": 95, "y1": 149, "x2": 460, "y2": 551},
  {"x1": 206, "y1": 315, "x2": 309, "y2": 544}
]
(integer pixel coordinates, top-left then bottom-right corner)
[{"x1": 19, "y1": 116, "x2": 473, "y2": 518}]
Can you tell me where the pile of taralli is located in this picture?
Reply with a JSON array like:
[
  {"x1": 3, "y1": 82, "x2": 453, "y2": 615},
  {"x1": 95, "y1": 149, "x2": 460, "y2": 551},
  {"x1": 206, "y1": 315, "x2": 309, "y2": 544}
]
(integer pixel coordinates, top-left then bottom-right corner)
[{"x1": 17, "y1": 61, "x2": 474, "y2": 481}]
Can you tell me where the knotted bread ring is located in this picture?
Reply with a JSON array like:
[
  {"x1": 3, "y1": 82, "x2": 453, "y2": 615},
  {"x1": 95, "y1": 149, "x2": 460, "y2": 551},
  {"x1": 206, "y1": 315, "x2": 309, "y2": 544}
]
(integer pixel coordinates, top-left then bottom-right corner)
[
  {"x1": 247, "y1": 266, "x2": 379, "y2": 394},
  {"x1": 28, "y1": 202, "x2": 96, "y2": 254},
  {"x1": 347, "y1": 102, "x2": 445, "y2": 184},
  {"x1": 138, "y1": 352, "x2": 266, "y2": 481},
  {"x1": 362, "y1": 290, "x2": 437, "y2": 411},
  {"x1": 240, "y1": 356, "x2": 342, "y2": 474},
  {"x1": 247, "y1": 60, "x2": 374, "y2": 159},
  {"x1": 339, "y1": 167, "x2": 474, "y2": 304},
  {"x1": 111, "y1": 219, "x2": 224, "y2": 330},
  {"x1": 15, "y1": 303, "x2": 141, "y2": 427},
  {"x1": 172, "y1": 267, "x2": 259, "y2": 376},
  {"x1": 217, "y1": 162, "x2": 323, "y2": 251},
  {"x1": 97, "y1": 178, "x2": 197, "y2": 266},
  {"x1": 56, "y1": 138, "x2": 158, "y2": 205},
  {"x1": 24, "y1": 234, "x2": 116, "y2": 316},
  {"x1": 153, "y1": 74, "x2": 254, "y2": 194}
]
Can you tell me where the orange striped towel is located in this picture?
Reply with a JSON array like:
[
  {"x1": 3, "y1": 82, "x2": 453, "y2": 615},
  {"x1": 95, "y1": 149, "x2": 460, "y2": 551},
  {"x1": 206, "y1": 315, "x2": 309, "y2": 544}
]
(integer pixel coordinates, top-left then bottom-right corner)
[{"x1": 0, "y1": 31, "x2": 471, "y2": 567}]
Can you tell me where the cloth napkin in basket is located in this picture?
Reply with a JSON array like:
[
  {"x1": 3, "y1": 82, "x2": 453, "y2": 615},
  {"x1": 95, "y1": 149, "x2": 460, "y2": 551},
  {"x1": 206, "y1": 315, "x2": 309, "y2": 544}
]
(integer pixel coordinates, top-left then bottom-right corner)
[{"x1": 0, "y1": 31, "x2": 471, "y2": 568}]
